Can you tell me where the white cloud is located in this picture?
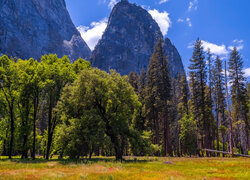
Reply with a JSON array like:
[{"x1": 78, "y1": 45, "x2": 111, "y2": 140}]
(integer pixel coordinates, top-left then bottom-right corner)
[
  {"x1": 77, "y1": 18, "x2": 108, "y2": 50},
  {"x1": 243, "y1": 68, "x2": 250, "y2": 78},
  {"x1": 188, "y1": 0, "x2": 198, "y2": 11},
  {"x1": 188, "y1": 40, "x2": 228, "y2": 56},
  {"x1": 201, "y1": 40, "x2": 228, "y2": 56},
  {"x1": 186, "y1": 18, "x2": 192, "y2": 27},
  {"x1": 159, "y1": 0, "x2": 168, "y2": 4},
  {"x1": 228, "y1": 45, "x2": 244, "y2": 51},
  {"x1": 177, "y1": 18, "x2": 192, "y2": 27},
  {"x1": 108, "y1": 0, "x2": 118, "y2": 9},
  {"x1": 188, "y1": 39, "x2": 245, "y2": 57},
  {"x1": 148, "y1": 9, "x2": 171, "y2": 36},
  {"x1": 228, "y1": 39, "x2": 244, "y2": 51},
  {"x1": 233, "y1": 39, "x2": 243, "y2": 44},
  {"x1": 177, "y1": 18, "x2": 184, "y2": 22}
]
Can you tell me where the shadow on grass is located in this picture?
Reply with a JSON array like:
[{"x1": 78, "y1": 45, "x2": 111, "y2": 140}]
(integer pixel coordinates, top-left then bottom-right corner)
[{"x1": 0, "y1": 156, "x2": 155, "y2": 165}]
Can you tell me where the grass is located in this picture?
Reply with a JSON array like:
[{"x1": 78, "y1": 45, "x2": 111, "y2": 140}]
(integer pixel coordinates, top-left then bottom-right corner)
[{"x1": 0, "y1": 156, "x2": 249, "y2": 179}]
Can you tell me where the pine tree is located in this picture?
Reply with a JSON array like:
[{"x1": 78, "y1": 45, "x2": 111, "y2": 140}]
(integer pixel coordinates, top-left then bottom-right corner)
[
  {"x1": 213, "y1": 56, "x2": 226, "y2": 153},
  {"x1": 134, "y1": 68, "x2": 147, "y2": 132},
  {"x1": 228, "y1": 47, "x2": 249, "y2": 154},
  {"x1": 178, "y1": 73, "x2": 189, "y2": 115},
  {"x1": 207, "y1": 50, "x2": 216, "y2": 154},
  {"x1": 145, "y1": 38, "x2": 172, "y2": 156},
  {"x1": 158, "y1": 40, "x2": 172, "y2": 156},
  {"x1": 145, "y1": 40, "x2": 161, "y2": 148},
  {"x1": 128, "y1": 72, "x2": 139, "y2": 94},
  {"x1": 188, "y1": 39, "x2": 210, "y2": 152}
]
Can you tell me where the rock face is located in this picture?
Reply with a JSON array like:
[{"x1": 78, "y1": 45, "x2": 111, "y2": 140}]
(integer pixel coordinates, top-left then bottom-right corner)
[
  {"x1": 0, "y1": 0, "x2": 91, "y2": 61},
  {"x1": 163, "y1": 38, "x2": 185, "y2": 77},
  {"x1": 91, "y1": 0, "x2": 185, "y2": 77}
]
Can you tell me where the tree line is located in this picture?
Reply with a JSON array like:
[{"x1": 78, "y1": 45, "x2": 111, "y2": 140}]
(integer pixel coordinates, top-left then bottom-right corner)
[
  {"x1": 0, "y1": 38, "x2": 249, "y2": 160},
  {"x1": 128, "y1": 38, "x2": 249, "y2": 156}
]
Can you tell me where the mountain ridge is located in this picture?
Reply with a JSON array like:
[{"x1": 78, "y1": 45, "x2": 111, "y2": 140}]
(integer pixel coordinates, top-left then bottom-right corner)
[
  {"x1": 0, "y1": 0, "x2": 91, "y2": 61},
  {"x1": 91, "y1": 0, "x2": 185, "y2": 77}
]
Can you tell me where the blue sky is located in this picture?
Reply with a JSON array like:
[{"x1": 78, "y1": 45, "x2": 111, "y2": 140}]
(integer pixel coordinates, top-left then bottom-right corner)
[{"x1": 65, "y1": 0, "x2": 250, "y2": 77}]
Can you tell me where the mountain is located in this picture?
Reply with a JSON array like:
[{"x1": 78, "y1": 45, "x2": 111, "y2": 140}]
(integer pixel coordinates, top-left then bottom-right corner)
[
  {"x1": 0, "y1": 0, "x2": 91, "y2": 61},
  {"x1": 91, "y1": 0, "x2": 185, "y2": 77}
]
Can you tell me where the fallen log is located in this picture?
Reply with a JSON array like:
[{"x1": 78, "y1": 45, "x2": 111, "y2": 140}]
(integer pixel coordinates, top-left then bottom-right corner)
[{"x1": 203, "y1": 149, "x2": 250, "y2": 158}]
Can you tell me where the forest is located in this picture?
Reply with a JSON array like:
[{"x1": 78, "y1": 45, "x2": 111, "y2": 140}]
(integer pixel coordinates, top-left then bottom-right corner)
[{"x1": 0, "y1": 38, "x2": 249, "y2": 161}]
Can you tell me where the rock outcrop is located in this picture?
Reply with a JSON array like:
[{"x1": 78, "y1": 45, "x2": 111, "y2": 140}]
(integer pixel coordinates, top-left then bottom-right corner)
[
  {"x1": 0, "y1": 0, "x2": 91, "y2": 61},
  {"x1": 91, "y1": 0, "x2": 185, "y2": 77}
]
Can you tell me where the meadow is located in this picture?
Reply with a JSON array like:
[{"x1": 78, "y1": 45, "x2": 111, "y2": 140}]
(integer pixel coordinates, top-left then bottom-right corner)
[{"x1": 0, "y1": 156, "x2": 249, "y2": 179}]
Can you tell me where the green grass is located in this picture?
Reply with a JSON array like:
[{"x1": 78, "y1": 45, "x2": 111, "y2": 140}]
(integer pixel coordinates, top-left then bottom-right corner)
[{"x1": 0, "y1": 156, "x2": 249, "y2": 179}]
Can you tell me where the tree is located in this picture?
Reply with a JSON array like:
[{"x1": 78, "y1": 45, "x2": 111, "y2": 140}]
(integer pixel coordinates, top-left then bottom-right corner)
[
  {"x1": 228, "y1": 48, "x2": 249, "y2": 154},
  {"x1": 207, "y1": 50, "x2": 216, "y2": 153},
  {"x1": 56, "y1": 68, "x2": 141, "y2": 160},
  {"x1": 145, "y1": 41, "x2": 162, "y2": 148},
  {"x1": 158, "y1": 40, "x2": 172, "y2": 156},
  {"x1": 128, "y1": 72, "x2": 139, "y2": 94},
  {"x1": 145, "y1": 38, "x2": 172, "y2": 156},
  {"x1": 179, "y1": 112, "x2": 197, "y2": 156},
  {"x1": 41, "y1": 55, "x2": 76, "y2": 159},
  {"x1": 17, "y1": 59, "x2": 44, "y2": 159},
  {"x1": 213, "y1": 56, "x2": 226, "y2": 153},
  {"x1": 134, "y1": 68, "x2": 146, "y2": 132},
  {"x1": 247, "y1": 83, "x2": 250, "y2": 117},
  {"x1": 0, "y1": 88, "x2": 8, "y2": 156},
  {"x1": 16, "y1": 59, "x2": 34, "y2": 159},
  {"x1": 177, "y1": 73, "x2": 191, "y2": 155},
  {"x1": 188, "y1": 39, "x2": 209, "y2": 151},
  {"x1": 178, "y1": 73, "x2": 189, "y2": 115},
  {"x1": 0, "y1": 55, "x2": 19, "y2": 159}
]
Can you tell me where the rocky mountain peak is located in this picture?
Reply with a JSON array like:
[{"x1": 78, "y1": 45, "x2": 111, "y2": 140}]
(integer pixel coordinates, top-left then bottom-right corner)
[
  {"x1": 91, "y1": 0, "x2": 184, "y2": 77},
  {"x1": 0, "y1": 0, "x2": 91, "y2": 61}
]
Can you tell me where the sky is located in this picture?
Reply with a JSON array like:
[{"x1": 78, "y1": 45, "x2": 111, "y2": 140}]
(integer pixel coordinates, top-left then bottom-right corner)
[{"x1": 65, "y1": 0, "x2": 250, "y2": 78}]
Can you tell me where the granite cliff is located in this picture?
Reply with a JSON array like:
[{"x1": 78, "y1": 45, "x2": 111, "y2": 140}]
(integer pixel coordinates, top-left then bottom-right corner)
[
  {"x1": 0, "y1": 0, "x2": 91, "y2": 61},
  {"x1": 91, "y1": 0, "x2": 185, "y2": 77}
]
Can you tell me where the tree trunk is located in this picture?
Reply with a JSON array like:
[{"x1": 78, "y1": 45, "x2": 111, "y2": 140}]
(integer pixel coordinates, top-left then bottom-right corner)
[
  {"x1": 21, "y1": 109, "x2": 29, "y2": 159},
  {"x1": 164, "y1": 109, "x2": 172, "y2": 156},
  {"x1": 21, "y1": 136, "x2": 28, "y2": 159},
  {"x1": 224, "y1": 61, "x2": 233, "y2": 156},
  {"x1": 216, "y1": 110, "x2": 219, "y2": 156},
  {"x1": 2, "y1": 130, "x2": 8, "y2": 156},
  {"x1": 46, "y1": 97, "x2": 53, "y2": 160},
  {"x1": 9, "y1": 105, "x2": 14, "y2": 159},
  {"x1": 3, "y1": 139, "x2": 7, "y2": 156},
  {"x1": 32, "y1": 95, "x2": 38, "y2": 160},
  {"x1": 154, "y1": 109, "x2": 160, "y2": 156},
  {"x1": 222, "y1": 134, "x2": 225, "y2": 157}
]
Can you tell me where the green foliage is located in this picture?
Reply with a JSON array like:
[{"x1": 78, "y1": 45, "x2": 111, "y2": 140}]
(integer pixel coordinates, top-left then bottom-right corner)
[
  {"x1": 188, "y1": 39, "x2": 212, "y2": 151},
  {"x1": 179, "y1": 112, "x2": 197, "y2": 156},
  {"x1": 0, "y1": 54, "x2": 92, "y2": 159},
  {"x1": 0, "y1": 44, "x2": 248, "y2": 160},
  {"x1": 144, "y1": 38, "x2": 172, "y2": 155},
  {"x1": 229, "y1": 48, "x2": 249, "y2": 154},
  {"x1": 55, "y1": 68, "x2": 144, "y2": 160}
]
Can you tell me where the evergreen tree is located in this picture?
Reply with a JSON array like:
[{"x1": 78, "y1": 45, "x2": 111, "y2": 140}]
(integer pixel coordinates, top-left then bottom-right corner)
[
  {"x1": 134, "y1": 68, "x2": 146, "y2": 132},
  {"x1": 228, "y1": 48, "x2": 249, "y2": 154},
  {"x1": 188, "y1": 39, "x2": 209, "y2": 151},
  {"x1": 207, "y1": 49, "x2": 216, "y2": 153},
  {"x1": 145, "y1": 40, "x2": 162, "y2": 148},
  {"x1": 145, "y1": 38, "x2": 172, "y2": 156},
  {"x1": 213, "y1": 56, "x2": 226, "y2": 153},
  {"x1": 178, "y1": 73, "x2": 189, "y2": 115},
  {"x1": 158, "y1": 42, "x2": 172, "y2": 156},
  {"x1": 128, "y1": 72, "x2": 139, "y2": 94}
]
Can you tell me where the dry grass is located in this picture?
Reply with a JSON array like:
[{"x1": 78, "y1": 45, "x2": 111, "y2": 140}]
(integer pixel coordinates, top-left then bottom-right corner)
[{"x1": 0, "y1": 156, "x2": 249, "y2": 179}]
